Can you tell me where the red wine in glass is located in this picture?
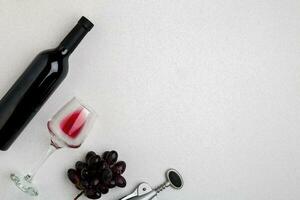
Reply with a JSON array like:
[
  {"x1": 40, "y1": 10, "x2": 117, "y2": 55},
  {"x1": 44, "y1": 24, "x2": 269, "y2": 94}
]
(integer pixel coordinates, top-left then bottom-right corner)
[
  {"x1": 48, "y1": 98, "x2": 96, "y2": 148},
  {"x1": 60, "y1": 108, "x2": 85, "y2": 139},
  {"x1": 11, "y1": 97, "x2": 96, "y2": 196}
]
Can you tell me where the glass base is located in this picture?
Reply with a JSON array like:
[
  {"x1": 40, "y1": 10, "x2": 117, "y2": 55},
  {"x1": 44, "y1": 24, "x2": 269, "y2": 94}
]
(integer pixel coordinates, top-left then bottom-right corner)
[{"x1": 10, "y1": 173, "x2": 38, "y2": 196}]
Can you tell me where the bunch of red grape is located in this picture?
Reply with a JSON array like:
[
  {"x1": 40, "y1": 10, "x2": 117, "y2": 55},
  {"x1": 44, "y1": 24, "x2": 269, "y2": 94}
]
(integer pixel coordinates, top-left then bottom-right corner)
[{"x1": 67, "y1": 150, "x2": 127, "y2": 199}]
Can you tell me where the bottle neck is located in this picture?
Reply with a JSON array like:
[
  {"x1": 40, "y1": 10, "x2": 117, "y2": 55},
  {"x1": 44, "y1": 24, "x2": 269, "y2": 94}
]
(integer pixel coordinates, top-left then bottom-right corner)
[{"x1": 57, "y1": 17, "x2": 93, "y2": 57}]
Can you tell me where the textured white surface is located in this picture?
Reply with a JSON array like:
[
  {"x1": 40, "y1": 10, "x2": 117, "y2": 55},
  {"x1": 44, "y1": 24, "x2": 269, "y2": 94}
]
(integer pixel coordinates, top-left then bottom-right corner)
[{"x1": 0, "y1": 1, "x2": 300, "y2": 199}]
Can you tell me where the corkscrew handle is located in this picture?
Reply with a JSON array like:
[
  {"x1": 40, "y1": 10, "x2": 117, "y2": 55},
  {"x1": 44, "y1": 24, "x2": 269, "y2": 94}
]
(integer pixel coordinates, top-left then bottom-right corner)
[
  {"x1": 119, "y1": 169, "x2": 183, "y2": 200},
  {"x1": 120, "y1": 183, "x2": 158, "y2": 200},
  {"x1": 124, "y1": 191, "x2": 157, "y2": 200}
]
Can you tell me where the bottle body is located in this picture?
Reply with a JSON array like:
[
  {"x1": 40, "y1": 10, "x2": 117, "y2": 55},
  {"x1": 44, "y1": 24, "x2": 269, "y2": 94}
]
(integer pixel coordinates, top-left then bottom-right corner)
[
  {"x1": 0, "y1": 16, "x2": 94, "y2": 150},
  {"x1": 0, "y1": 50, "x2": 68, "y2": 150}
]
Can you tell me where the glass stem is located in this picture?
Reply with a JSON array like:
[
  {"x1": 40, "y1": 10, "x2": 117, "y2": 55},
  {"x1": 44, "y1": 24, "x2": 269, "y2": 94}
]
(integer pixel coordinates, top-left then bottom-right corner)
[{"x1": 24, "y1": 143, "x2": 58, "y2": 182}]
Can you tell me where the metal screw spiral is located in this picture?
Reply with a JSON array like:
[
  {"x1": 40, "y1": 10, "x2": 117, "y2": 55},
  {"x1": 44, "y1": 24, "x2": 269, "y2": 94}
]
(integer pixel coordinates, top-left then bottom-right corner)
[{"x1": 155, "y1": 182, "x2": 169, "y2": 193}]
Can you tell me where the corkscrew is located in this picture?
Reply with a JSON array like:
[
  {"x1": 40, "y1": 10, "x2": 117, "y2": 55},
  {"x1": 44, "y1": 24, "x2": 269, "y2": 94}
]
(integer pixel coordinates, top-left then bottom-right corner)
[{"x1": 119, "y1": 169, "x2": 183, "y2": 200}]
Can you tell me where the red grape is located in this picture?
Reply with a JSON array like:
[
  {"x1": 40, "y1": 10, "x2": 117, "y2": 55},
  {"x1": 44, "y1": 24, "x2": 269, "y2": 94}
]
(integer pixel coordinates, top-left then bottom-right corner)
[
  {"x1": 85, "y1": 189, "x2": 101, "y2": 199},
  {"x1": 102, "y1": 151, "x2": 109, "y2": 160},
  {"x1": 97, "y1": 184, "x2": 109, "y2": 194},
  {"x1": 115, "y1": 175, "x2": 126, "y2": 188},
  {"x1": 88, "y1": 168, "x2": 98, "y2": 177},
  {"x1": 112, "y1": 161, "x2": 126, "y2": 175},
  {"x1": 108, "y1": 179, "x2": 116, "y2": 188},
  {"x1": 86, "y1": 151, "x2": 96, "y2": 162},
  {"x1": 106, "y1": 151, "x2": 118, "y2": 165},
  {"x1": 100, "y1": 168, "x2": 113, "y2": 183},
  {"x1": 68, "y1": 169, "x2": 80, "y2": 185},
  {"x1": 98, "y1": 160, "x2": 109, "y2": 170},
  {"x1": 90, "y1": 178, "x2": 100, "y2": 187},
  {"x1": 75, "y1": 161, "x2": 88, "y2": 172},
  {"x1": 81, "y1": 168, "x2": 90, "y2": 180},
  {"x1": 88, "y1": 155, "x2": 101, "y2": 166}
]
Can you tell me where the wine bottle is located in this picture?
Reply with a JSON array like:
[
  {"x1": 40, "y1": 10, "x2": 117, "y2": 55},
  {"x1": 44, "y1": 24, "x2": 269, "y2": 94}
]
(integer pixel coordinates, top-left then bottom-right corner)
[{"x1": 0, "y1": 16, "x2": 94, "y2": 151}]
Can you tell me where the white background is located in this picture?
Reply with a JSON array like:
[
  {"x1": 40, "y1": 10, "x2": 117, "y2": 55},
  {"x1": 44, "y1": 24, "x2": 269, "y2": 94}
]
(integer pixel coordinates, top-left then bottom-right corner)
[{"x1": 0, "y1": 1, "x2": 299, "y2": 200}]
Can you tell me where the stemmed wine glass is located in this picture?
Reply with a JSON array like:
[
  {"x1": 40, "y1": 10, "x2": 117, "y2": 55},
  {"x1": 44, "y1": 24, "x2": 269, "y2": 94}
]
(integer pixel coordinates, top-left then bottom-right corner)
[{"x1": 10, "y1": 97, "x2": 96, "y2": 196}]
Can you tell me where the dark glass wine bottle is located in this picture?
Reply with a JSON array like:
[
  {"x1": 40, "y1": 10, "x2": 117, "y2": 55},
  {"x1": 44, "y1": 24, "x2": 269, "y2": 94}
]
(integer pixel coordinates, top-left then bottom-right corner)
[{"x1": 0, "y1": 16, "x2": 94, "y2": 151}]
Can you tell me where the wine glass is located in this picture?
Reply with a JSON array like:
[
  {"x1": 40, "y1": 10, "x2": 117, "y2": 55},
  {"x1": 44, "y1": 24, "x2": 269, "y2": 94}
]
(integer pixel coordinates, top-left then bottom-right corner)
[{"x1": 10, "y1": 97, "x2": 96, "y2": 196}]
